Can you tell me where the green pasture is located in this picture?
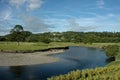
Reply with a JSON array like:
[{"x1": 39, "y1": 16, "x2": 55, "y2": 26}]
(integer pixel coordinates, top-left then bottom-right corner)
[{"x1": 0, "y1": 42, "x2": 120, "y2": 52}]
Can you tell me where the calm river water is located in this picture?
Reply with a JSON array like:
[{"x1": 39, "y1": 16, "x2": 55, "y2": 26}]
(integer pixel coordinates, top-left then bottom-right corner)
[{"x1": 0, "y1": 46, "x2": 108, "y2": 80}]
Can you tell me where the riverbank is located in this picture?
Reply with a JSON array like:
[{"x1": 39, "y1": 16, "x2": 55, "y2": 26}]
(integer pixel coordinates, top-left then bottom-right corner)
[
  {"x1": 0, "y1": 49, "x2": 67, "y2": 66},
  {"x1": 0, "y1": 46, "x2": 69, "y2": 53}
]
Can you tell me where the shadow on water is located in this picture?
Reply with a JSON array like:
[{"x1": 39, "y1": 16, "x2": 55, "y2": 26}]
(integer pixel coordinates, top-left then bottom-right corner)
[
  {"x1": 0, "y1": 46, "x2": 109, "y2": 80},
  {"x1": 10, "y1": 66, "x2": 25, "y2": 80}
]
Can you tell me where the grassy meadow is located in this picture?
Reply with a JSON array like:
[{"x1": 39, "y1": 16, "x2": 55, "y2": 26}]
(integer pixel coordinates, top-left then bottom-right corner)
[
  {"x1": 0, "y1": 42, "x2": 78, "y2": 52},
  {"x1": 0, "y1": 42, "x2": 119, "y2": 51}
]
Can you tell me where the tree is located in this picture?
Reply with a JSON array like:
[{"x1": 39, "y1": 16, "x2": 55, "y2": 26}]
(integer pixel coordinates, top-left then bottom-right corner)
[
  {"x1": 104, "y1": 45, "x2": 119, "y2": 57},
  {"x1": 26, "y1": 34, "x2": 39, "y2": 42},
  {"x1": 21, "y1": 31, "x2": 32, "y2": 41},
  {"x1": 83, "y1": 34, "x2": 97, "y2": 44},
  {"x1": 0, "y1": 36, "x2": 6, "y2": 41},
  {"x1": 41, "y1": 37, "x2": 51, "y2": 44},
  {"x1": 9, "y1": 25, "x2": 24, "y2": 45},
  {"x1": 10, "y1": 25, "x2": 24, "y2": 33}
]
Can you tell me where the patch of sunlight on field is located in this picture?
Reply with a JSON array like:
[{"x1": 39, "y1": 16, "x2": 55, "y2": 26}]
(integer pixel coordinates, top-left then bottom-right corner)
[{"x1": 0, "y1": 42, "x2": 49, "y2": 51}]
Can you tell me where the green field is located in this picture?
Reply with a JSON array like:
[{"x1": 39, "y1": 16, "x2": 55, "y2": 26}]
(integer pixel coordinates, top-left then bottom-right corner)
[
  {"x1": 0, "y1": 42, "x2": 78, "y2": 52},
  {"x1": 0, "y1": 42, "x2": 119, "y2": 51}
]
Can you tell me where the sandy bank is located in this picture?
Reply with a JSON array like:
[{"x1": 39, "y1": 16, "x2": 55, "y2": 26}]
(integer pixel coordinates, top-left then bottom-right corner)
[{"x1": 0, "y1": 50, "x2": 65, "y2": 66}]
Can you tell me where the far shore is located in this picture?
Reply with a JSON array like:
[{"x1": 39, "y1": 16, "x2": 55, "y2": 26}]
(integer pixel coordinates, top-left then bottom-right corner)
[
  {"x1": 0, "y1": 49, "x2": 67, "y2": 66},
  {"x1": 0, "y1": 46, "x2": 69, "y2": 53}
]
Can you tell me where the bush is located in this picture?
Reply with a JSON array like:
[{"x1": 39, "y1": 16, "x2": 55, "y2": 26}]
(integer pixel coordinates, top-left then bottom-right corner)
[
  {"x1": 103, "y1": 45, "x2": 119, "y2": 57},
  {"x1": 41, "y1": 37, "x2": 51, "y2": 44}
]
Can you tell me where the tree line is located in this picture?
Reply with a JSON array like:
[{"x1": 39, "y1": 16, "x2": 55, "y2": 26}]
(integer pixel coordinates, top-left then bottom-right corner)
[{"x1": 1, "y1": 25, "x2": 120, "y2": 44}]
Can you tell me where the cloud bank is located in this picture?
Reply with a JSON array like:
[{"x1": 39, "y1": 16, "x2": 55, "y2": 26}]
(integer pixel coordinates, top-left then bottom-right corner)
[
  {"x1": 21, "y1": 15, "x2": 51, "y2": 33},
  {"x1": 9, "y1": 0, "x2": 43, "y2": 11},
  {"x1": 27, "y1": 0, "x2": 43, "y2": 11},
  {"x1": 68, "y1": 19, "x2": 96, "y2": 32}
]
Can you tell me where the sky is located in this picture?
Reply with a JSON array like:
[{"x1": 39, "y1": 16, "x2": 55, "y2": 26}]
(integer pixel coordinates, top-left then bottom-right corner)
[{"x1": 0, "y1": 0, "x2": 120, "y2": 35}]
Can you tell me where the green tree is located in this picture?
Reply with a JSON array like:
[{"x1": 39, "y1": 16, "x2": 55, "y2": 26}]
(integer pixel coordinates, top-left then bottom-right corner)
[
  {"x1": 104, "y1": 45, "x2": 119, "y2": 57},
  {"x1": 10, "y1": 25, "x2": 23, "y2": 33},
  {"x1": 83, "y1": 34, "x2": 97, "y2": 44},
  {"x1": 21, "y1": 31, "x2": 32, "y2": 41},
  {"x1": 9, "y1": 25, "x2": 24, "y2": 45},
  {"x1": 26, "y1": 34, "x2": 39, "y2": 42},
  {"x1": 41, "y1": 37, "x2": 51, "y2": 44}
]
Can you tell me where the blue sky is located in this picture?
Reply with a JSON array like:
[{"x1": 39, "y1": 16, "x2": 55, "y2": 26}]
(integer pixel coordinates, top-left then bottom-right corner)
[{"x1": 0, "y1": 0, "x2": 120, "y2": 35}]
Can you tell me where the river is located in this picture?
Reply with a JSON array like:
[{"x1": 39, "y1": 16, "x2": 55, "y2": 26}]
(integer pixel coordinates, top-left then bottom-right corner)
[{"x1": 0, "y1": 46, "x2": 108, "y2": 80}]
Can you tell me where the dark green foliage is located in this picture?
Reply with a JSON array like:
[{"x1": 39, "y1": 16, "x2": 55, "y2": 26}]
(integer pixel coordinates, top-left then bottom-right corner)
[
  {"x1": 10, "y1": 25, "x2": 23, "y2": 33},
  {"x1": 83, "y1": 34, "x2": 97, "y2": 44},
  {"x1": 26, "y1": 34, "x2": 39, "y2": 42},
  {"x1": 0, "y1": 36, "x2": 6, "y2": 41},
  {"x1": 41, "y1": 37, "x2": 51, "y2": 44},
  {"x1": 2, "y1": 29, "x2": 120, "y2": 43},
  {"x1": 9, "y1": 25, "x2": 24, "y2": 43},
  {"x1": 8, "y1": 32, "x2": 24, "y2": 41},
  {"x1": 4, "y1": 25, "x2": 32, "y2": 45},
  {"x1": 9, "y1": 25, "x2": 24, "y2": 44},
  {"x1": 103, "y1": 45, "x2": 119, "y2": 57}
]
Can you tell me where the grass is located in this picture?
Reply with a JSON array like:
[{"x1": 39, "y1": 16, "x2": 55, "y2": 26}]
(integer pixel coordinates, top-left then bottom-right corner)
[
  {"x1": 48, "y1": 64, "x2": 120, "y2": 80},
  {"x1": 0, "y1": 42, "x2": 81, "y2": 52},
  {"x1": 0, "y1": 42, "x2": 120, "y2": 52},
  {"x1": 0, "y1": 42, "x2": 49, "y2": 51},
  {"x1": 106, "y1": 61, "x2": 120, "y2": 66}
]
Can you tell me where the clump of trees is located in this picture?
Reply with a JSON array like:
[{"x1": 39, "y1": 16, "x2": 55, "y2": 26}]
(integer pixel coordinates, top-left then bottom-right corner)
[
  {"x1": 0, "y1": 25, "x2": 52, "y2": 44},
  {"x1": 103, "y1": 45, "x2": 119, "y2": 57},
  {"x1": 6, "y1": 25, "x2": 32, "y2": 45}
]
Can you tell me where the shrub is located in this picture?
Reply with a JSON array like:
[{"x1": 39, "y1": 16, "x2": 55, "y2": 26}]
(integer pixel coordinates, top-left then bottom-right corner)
[{"x1": 103, "y1": 45, "x2": 119, "y2": 57}]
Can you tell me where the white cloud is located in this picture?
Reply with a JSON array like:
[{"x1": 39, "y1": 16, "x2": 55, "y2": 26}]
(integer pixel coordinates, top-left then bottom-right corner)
[
  {"x1": 27, "y1": 0, "x2": 43, "y2": 11},
  {"x1": 3, "y1": 11, "x2": 12, "y2": 20},
  {"x1": 9, "y1": 0, "x2": 25, "y2": 8},
  {"x1": 66, "y1": 13, "x2": 120, "y2": 32},
  {"x1": 68, "y1": 19, "x2": 96, "y2": 32},
  {"x1": 97, "y1": 0, "x2": 105, "y2": 8},
  {"x1": 0, "y1": 10, "x2": 12, "y2": 21},
  {"x1": 45, "y1": 19, "x2": 68, "y2": 25},
  {"x1": 21, "y1": 15, "x2": 50, "y2": 33},
  {"x1": 44, "y1": 19, "x2": 69, "y2": 32},
  {"x1": 107, "y1": 13, "x2": 115, "y2": 17},
  {"x1": 9, "y1": 0, "x2": 43, "y2": 11},
  {"x1": 0, "y1": 24, "x2": 10, "y2": 35}
]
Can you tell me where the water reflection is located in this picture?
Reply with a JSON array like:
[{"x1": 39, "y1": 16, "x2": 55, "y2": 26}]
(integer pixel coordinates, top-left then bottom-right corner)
[{"x1": 9, "y1": 66, "x2": 25, "y2": 80}]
